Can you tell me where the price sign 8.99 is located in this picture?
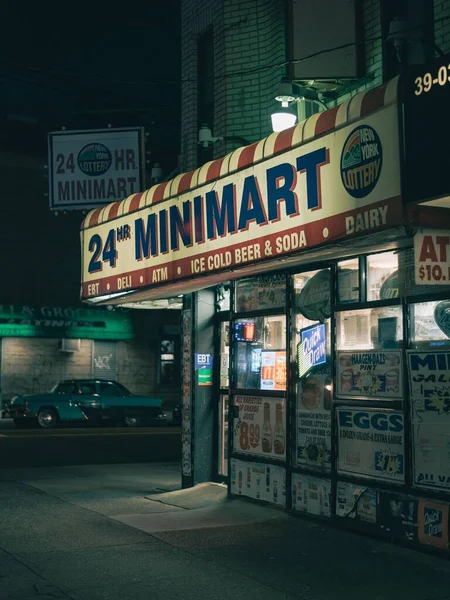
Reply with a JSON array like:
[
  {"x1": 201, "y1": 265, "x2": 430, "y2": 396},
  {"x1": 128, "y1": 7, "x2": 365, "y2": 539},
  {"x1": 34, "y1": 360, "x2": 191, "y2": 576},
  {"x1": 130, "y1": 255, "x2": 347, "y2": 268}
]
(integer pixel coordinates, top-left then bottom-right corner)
[{"x1": 415, "y1": 230, "x2": 450, "y2": 285}]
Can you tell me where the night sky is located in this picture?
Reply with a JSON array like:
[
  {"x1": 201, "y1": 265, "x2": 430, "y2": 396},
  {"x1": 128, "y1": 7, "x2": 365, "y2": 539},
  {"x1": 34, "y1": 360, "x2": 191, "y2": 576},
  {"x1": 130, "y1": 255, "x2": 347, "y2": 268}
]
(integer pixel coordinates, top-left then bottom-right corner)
[{"x1": 0, "y1": 2, "x2": 181, "y2": 171}]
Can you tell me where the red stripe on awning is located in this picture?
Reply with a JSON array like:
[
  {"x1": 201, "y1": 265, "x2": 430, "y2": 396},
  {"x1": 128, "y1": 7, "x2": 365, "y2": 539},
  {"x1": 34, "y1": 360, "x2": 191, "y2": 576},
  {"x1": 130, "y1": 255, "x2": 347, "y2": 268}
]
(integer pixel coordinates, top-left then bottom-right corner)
[
  {"x1": 128, "y1": 192, "x2": 144, "y2": 213},
  {"x1": 274, "y1": 127, "x2": 295, "y2": 155},
  {"x1": 315, "y1": 106, "x2": 339, "y2": 137},
  {"x1": 152, "y1": 182, "x2": 169, "y2": 204},
  {"x1": 107, "y1": 201, "x2": 122, "y2": 220},
  {"x1": 178, "y1": 170, "x2": 195, "y2": 193},
  {"x1": 206, "y1": 157, "x2": 225, "y2": 182},
  {"x1": 361, "y1": 85, "x2": 386, "y2": 117},
  {"x1": 88, "y1": 208, "x2": 102, "y2": 227},
  {"x1": 237, "y1": 143, "x2": 258, "y2": 169}
]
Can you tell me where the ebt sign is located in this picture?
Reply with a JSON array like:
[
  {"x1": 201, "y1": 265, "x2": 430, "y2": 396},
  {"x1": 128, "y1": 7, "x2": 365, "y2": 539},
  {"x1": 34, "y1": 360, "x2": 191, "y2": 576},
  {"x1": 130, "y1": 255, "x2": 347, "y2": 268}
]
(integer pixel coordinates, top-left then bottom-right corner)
[{"x1": 81, "y1": 104, "x2": 401, "y2": 300}]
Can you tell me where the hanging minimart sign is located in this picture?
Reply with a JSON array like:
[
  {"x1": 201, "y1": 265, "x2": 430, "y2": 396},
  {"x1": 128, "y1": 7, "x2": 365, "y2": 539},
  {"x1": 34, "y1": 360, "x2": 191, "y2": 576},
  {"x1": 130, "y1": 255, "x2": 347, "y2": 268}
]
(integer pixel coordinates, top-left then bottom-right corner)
[
  {"x1": 49, "y1": 127, "x2": 144, "y2": 210},
  {"x1": 81, "y1": 105, "x2": 401, "y2": 300}
]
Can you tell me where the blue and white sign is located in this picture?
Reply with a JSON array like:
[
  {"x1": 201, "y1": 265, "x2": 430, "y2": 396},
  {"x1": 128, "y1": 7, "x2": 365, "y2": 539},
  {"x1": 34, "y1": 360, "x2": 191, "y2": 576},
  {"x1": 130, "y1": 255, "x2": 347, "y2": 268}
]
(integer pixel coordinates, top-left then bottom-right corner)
[
  {"x1": 298, "y1": 323, "x2": 326, "y2": 378},
  {"x1": 194, "y1": 353, "x2": 213, "y2": 370},
  {"x1": 337, "y1": 408, "x2": 405, "y2": 483},
  {"x1": 340, "y1": 125, "x2": 383, "y2": 199}
]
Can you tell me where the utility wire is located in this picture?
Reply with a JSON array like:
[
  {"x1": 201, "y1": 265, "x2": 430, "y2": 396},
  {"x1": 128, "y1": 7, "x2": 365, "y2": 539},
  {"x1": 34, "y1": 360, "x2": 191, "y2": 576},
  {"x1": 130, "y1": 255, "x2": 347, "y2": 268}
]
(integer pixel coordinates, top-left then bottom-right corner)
[{"x1": 1, "y1": 15, "x2": 449, "y2": 89}]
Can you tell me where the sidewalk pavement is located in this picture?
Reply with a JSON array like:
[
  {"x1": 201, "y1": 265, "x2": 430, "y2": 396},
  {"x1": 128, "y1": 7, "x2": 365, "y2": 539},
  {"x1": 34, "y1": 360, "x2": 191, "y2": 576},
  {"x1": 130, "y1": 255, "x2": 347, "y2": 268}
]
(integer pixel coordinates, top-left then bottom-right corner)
[{"x1": 1, "y1": 462, "x2": 450, "y2": 600}]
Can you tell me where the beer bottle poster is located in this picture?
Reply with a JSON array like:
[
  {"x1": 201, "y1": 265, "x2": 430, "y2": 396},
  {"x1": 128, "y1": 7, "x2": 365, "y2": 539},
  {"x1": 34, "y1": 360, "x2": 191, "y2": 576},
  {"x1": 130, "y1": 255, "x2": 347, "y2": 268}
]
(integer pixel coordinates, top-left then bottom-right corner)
[
  {"x1": 233, "y1": 396, "x2": 286, "y2": 459},
  {"x1": 296, "y1": 371, "x2": 332, "y2": 470},
  {"x1": 336, "y1": 350, "x2": 403, "y2": 399}
]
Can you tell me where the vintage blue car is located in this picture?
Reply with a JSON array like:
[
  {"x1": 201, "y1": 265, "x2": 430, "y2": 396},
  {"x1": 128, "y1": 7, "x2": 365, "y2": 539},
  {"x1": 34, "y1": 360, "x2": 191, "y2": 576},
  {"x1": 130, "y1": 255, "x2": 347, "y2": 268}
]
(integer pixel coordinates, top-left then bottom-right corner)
[{"x1": 6, "y1": 379, "x2": 167, "y2": 429}]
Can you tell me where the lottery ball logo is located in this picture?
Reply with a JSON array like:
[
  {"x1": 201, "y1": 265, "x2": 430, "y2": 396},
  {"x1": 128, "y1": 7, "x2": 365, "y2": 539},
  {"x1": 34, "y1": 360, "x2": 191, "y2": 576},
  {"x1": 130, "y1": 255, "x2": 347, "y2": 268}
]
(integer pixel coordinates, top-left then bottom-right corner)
[
  {"x1": 78, "y1": 143, "x2": 112, "y2": 176},
  {"x1": 341, "y1": 125, "x2": 382, "y2": 198}
]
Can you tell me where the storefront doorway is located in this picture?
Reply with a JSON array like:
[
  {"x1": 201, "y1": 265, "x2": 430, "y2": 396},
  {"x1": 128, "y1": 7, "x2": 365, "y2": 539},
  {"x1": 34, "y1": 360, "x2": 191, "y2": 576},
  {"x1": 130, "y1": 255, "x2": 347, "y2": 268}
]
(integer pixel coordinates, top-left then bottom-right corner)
[{"x1": 214, "y1": 304, "x2": 230, "y2": 481}]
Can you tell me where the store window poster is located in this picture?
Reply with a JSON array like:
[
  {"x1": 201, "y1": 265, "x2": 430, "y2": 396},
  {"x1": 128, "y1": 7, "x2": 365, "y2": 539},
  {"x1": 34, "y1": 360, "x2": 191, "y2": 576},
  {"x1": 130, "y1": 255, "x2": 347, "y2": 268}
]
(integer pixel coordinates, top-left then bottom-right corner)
[
  {"x1": 337, "y1": 350, "x2": 403, "y2": 399},
  {"x1": 296, "y1": 371, "x2": 332, "y2": 470},
  {"x1": 418, "y1": 499, "x2": 449, "y2": 550}
]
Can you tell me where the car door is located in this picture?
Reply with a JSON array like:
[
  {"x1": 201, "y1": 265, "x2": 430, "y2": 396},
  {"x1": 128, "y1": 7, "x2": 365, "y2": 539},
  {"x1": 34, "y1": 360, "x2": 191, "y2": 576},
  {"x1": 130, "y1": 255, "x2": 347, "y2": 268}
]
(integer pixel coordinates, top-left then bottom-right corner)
[
  {"x1": 74, "y1": 381, "x2": 102, "y2": 421},
  {"x1": 98, "y1": 381, "x2": 132, "y2": 421}
]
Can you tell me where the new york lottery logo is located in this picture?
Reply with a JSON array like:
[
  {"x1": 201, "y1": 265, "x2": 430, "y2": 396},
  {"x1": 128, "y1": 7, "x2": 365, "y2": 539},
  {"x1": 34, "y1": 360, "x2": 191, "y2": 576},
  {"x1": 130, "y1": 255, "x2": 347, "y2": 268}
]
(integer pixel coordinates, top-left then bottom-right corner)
[{"x1": 341, "y1": 125, "x2": 383, "y2": 199}]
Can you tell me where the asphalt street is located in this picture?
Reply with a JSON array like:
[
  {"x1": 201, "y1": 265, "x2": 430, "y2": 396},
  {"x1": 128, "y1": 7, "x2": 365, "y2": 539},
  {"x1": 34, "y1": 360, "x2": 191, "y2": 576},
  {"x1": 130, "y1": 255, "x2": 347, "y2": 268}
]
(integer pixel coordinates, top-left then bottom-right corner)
[
  {"x1": 1, "y1": 462, "x2": 450, "y2": 600},
  {"x1": 0, "y1": 418, "x2": 181, "y2": 468}
]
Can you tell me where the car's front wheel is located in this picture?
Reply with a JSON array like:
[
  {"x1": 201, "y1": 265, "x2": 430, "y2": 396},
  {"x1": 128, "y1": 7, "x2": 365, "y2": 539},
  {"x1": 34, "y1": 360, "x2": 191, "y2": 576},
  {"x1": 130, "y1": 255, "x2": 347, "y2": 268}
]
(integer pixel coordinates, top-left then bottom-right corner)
[{"x1": 37, "y1": 407, "x2": 59, "y2": 429}]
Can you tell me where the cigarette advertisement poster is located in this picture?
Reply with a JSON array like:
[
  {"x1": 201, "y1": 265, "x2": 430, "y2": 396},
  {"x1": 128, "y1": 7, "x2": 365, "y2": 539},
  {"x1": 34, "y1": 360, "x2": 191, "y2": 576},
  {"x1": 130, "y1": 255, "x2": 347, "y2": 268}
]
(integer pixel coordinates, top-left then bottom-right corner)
[
  {"x1": 230, "y1": 458, "x2": 286, "y2": 506},
  {"x1": 291, "y1": 474, "x2": 331, "y2": 517},
  {"x1": 336, "y1": 481, "x2": 377, "y2": 523},
  {"x1": 408, "y1": 352, "x2": 450, "y2": 491},
  {"x1": 260, "y1": 351, "x2": 287, "y2": 391},
  {"x1": 296, "y1": 371, "x2": 332, "y2": 471},
  {"x1": 233, "y1": 396, "x2": 286, "y2": 459},
  {"x1": 337, "y1": 350, "x2": 403, "y2": 399},
  {"x1": 337, "y1": 408, "x2": 405, "y2": 483}
]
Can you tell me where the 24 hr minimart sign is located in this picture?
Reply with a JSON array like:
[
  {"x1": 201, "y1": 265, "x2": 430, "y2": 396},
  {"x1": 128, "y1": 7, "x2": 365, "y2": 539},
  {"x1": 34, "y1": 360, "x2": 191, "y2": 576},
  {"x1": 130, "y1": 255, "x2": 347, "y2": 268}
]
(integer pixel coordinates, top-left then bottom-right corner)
[
  {"x1": 81, "y1": 105, "x2": 401, "y2": 299},
  {"x1": 49, "y1": 128, "x2": 144, "y2": 210}
]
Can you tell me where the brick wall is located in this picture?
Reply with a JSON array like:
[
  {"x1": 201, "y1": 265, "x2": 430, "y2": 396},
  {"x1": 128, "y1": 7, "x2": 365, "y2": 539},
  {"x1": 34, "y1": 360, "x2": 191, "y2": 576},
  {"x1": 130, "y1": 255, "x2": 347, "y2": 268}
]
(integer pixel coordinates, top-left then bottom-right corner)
[
  {"x1": 180, "y1": 0, "x2": 224, "y2": 172},
  {"x1": 181, "y1": 0, "x2": 286, "y2": 171},
  {"x1": 331, "y1": 0, "x2": 383, "y2": 107},
  {"x1": 220, "y1": 0, "x2": 286, "y2": 154},
  {"x1": 1, "y1": 338, "x2": 92, "y2": 401},
  {"x1": 181, "y1": 0, "x2": 450, "y2": 158},
  {"x1": 435, "y1": 0, "x2": 450, "y2": 53}
]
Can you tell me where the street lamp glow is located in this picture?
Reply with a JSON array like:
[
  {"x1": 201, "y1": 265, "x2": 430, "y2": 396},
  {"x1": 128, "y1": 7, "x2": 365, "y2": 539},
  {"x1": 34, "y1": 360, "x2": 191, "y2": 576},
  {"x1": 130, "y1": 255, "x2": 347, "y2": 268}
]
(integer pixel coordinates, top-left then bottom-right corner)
[{"x1": 271, "y1": 111, "x2": 297, "y2": 132}]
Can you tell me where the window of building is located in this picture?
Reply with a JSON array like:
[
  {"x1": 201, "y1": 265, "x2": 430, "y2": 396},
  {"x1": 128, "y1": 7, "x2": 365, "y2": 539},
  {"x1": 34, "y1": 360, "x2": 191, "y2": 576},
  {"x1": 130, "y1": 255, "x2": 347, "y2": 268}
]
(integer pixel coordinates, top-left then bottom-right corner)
[
  {"x1": 235, "y1": 274, "x2": 286, "y2": 313},
  {"x1": 159, "y1": 338, "x2": 179, "y2": 385},
  {"x1": 293, "y1": 268, "x2": 332, "y2": 472},
  {"x1": 216, "y1": 285, "x2": 230, "y2": 312},
  {"x1": 367, "y1": 251, "x2": 399, "y2": 301},
  {"x1": 336, "y1": 306, "x2": 403, "y2": 350},
  {"x1": 337, "y1": 258, "x2": 360, "y2": 304},
  {"x1": 410, "y1": 300, "x2": 450, "y2": 348},
  {"x1": 233, "y1": 315, "x2": 286, "y2": 391}
]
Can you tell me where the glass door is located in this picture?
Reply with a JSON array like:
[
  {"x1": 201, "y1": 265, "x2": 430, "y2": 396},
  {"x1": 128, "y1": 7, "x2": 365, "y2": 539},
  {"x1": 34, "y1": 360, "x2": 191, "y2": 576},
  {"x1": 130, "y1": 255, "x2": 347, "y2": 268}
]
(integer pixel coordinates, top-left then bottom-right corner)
[{"x1": 216, "y1": 319, "x2": 230, "y2": 479}]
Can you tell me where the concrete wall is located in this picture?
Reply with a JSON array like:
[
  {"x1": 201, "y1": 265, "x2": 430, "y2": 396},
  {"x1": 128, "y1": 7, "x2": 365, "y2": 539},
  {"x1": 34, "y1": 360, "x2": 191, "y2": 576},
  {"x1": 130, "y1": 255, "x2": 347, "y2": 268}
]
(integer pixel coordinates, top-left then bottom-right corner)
[
  {"x1": 1, "y1": 335, "x2": 179, "y2": 409},
  {"x1": 1, "y1": 338, "x2": 92, "y2": 400}
]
